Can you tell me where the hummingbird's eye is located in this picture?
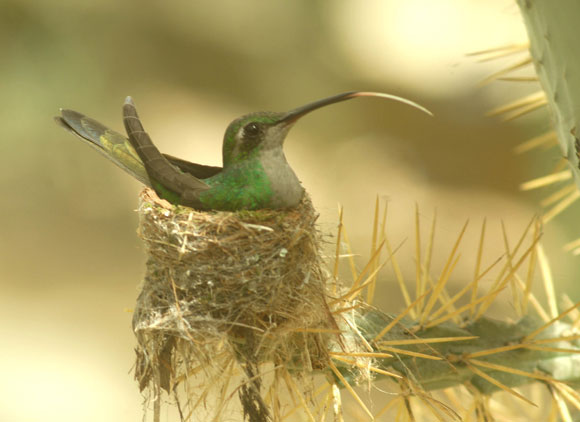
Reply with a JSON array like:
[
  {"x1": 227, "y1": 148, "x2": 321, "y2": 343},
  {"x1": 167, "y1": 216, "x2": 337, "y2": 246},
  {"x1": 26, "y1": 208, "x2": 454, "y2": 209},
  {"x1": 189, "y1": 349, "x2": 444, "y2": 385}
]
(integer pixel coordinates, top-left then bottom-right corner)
[{"x1": 243, "y1": 122, "x2": 261, "y2": 139}]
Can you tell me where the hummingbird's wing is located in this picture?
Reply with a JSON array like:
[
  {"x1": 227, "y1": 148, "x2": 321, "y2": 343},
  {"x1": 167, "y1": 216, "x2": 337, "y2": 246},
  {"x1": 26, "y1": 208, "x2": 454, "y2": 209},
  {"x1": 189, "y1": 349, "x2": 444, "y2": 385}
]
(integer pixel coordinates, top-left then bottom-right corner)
[
  {"x1": 56, "y1": 110, "x2": 223, "y2": 184},
  {"x1": 122, "y1": 96, "x2": 210, "y2": 207},
  {"x1": 56, "y1": 109, "x2": 151, "y2": 185},
  {"x1": 162, "y1": 154, "x2": 222, "y2": 179}
]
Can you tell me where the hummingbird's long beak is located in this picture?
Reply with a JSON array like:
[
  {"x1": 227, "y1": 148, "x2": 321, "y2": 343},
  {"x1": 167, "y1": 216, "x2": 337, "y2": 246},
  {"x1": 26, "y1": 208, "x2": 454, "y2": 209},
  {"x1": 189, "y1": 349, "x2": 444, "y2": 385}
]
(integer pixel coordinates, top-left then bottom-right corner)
[{"x1": 279, "y1": 91, "x2": 433, "y2": 125}]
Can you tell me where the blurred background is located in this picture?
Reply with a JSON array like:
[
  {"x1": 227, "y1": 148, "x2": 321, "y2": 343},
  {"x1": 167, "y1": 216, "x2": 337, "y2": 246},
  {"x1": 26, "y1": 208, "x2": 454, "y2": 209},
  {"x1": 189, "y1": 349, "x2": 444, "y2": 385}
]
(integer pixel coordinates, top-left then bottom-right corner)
[{"x1": 1, "y1": 0, "x2": 578, "y2": 420}]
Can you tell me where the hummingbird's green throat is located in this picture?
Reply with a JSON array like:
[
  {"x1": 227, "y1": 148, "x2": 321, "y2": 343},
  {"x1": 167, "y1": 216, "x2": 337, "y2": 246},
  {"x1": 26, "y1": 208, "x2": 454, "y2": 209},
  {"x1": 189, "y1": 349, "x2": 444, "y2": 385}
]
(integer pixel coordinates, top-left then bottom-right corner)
[{"x1": 56, "y1": 92, "x2": 431, "y2": 211}]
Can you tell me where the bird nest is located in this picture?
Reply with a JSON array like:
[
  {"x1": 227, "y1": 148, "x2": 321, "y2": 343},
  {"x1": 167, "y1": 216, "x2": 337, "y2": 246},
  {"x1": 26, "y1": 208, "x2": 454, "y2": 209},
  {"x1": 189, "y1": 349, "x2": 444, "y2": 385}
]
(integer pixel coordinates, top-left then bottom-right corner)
[{"x1": 132, "y1": 188, "x2": 344, "y2": 421}]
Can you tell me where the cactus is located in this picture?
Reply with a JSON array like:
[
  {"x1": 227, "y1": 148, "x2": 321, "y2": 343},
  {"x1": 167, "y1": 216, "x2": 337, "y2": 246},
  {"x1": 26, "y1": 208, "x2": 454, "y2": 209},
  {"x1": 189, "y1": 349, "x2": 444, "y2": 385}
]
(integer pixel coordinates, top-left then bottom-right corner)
[{"x1": 131, "y1": 3, "x2": 580, "y2": 420}]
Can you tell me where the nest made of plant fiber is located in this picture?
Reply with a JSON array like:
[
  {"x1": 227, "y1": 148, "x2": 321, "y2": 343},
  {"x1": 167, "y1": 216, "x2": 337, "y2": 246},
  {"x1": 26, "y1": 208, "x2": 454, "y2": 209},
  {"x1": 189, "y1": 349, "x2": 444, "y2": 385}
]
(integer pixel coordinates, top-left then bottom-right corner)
[{"x1": 132, "y1": 188, "x2": 340, "y2": 399}]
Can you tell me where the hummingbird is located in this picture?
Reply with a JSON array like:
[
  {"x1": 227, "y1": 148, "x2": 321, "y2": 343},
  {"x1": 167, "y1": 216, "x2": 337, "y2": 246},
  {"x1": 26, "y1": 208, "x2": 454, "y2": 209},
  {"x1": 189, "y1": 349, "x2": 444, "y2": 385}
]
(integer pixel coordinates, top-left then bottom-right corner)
[{"x1": 56, "y1": 92, "x2": 431, "y2": 211}]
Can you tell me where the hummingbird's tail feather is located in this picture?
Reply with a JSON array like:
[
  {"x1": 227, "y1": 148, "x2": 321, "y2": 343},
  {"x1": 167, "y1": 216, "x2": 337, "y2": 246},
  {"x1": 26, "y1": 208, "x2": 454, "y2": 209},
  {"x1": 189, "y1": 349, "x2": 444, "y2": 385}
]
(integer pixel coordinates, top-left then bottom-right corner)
[
  {"x1": 56, "y1": 109, "x2": 152, "y2": 186},
  {"x1": 57, "y1": 108, "x2": 222, "y2": 185},
  {"x1": 122, "y1": 97, "x2": 210, "y2": 207}
]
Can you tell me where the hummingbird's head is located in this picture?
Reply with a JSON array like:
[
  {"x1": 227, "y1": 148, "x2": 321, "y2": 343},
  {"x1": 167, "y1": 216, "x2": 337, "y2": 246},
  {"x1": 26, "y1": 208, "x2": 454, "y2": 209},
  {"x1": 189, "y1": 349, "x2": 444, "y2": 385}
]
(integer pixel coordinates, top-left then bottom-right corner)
[
  {"x1": 222, "y1": 91, "x2": 432, "y2": 167},
  {"x1": 222, "y1": 112, "x2": 290, "y2": 167}
]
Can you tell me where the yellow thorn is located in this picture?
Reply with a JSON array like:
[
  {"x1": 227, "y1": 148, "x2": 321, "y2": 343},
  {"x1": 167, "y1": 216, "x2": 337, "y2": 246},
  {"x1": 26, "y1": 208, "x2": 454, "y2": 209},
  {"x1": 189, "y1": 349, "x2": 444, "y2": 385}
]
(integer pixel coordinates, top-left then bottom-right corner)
[
  {"x1": 366, "y1": 196, "x2": 382, "y2": 304},
  {"x1": 467, "y1": 43, "x2": 529, "y2": 61},
  {"x1": 369, "y1": 200, "x2": 389, "y2": 305},
  {"x1": 368, "y1": 366, "x2": 400, "y2": 378},
  {"x1": 564, "y1": 239, "x2": 580, "y2": 252},
  {"x1": 331, "y1": 383, "x2": 343, "y2": 422},
  {"x1": 525, "y1": 345, "x2": 580, "y2": 354},
  {"x1": 441, "y1": 389, "x2": 464, "y2": 416},
  {"x1": 378, "y1": 336, "x2": 477, "y2": 346},
  {"x1": 500, "y1": 96, "x2": 548, "y2": 121},
  {"x1": 536, "y1": 243, "x2": 558, "y2": 319},
  {"x1": 560, "y1": 295, "x2": 580, "y2": 329},
  {"x1": 465, "y1": 363, "x2": 536, "y2": 407},
  {"x1": 470, "y1": 218, "x2": 487, "y2": 317},
  {"x1": 512, "y1": 215, "x2": 540, "y2": 256},
  {"x1": 417, "y1": 393, "x2": 462, "y2": 421},
  {"x1": 342, "y1": 314, "x2": 374, "y2": 353},
  {"x1": 479, "y1": 56, "x2": 533, "y2": 85},
  {"x1": 373, "y1": 287, "x2": 434, "y2": 341},
  {"x1": 498, "y1": 76, "x2": 538, "y2": 82},
  {"x1": 331, "y1": 355, "x2": 401, "y2": 379},
  {"x1": 550, "y1": 382, "x2": 580, "y2": 412},
  {"x1": 468, "y1": 358, "x2": 554, "y2": 381},
  {"x1": 282, "y1": 371, "x2": 316, "y2": 422},
  {"x1": 474, "y1": 216, "x2": 534, "y2": 316},
  {"x1": 475, "y1": 230, "x2": 540, "y2": 319},
  {"x1": 422, "y1": 210, "x2": 437, "y2": 313},
  {"x1": 465, "y1": 342, "x2": 528, "y2": 359},
  {"x1": 514, "y1": 277, "x2": 550, "y2": 322},
  {"x1": 520, "y1": 170, "x2": 572, "y2": 191},
  {"x1": 374, "y1": 396, "x2": 402, "y2": 420},
  {"x1": 425, "y1": 286, "x2": 506, "y2": 328},
  {"x1": 541, "y1": 184, "x2": 577, "y2": 207},
  {"x1": 429, "y1": 255, "x2": 502, "y2": 323},
  {"x1": 420, "y1": 220, "x2": 469, "y2": 324},
  {"x1": 340, "y1": 225, "x2": 359, "y2": 284},
  {"x1": 514, "y1": 131, "x2": 557, "y2": 154},
  {"x1": 549, "y1": 383, "x2": 574, "y2": 422},
  {"x1": 420, "y1": 254, "x2": 461, "y2": 325},
  {"x1": 415, "y1": 203, "x2": 423, "y2": 313},
  {"x1": 384, "y1": 227, "x2": 414, "y2": 318},
  {"x1": 486, "y1": 91, "x2": 545, "y2": 117},
  {"x1": 332, "y1": 204, "x2": 344, "y2": 295},
  {"x1": 328, "y1": 360, "x2": 374, "y2": 421},
  {"x1": 347, "y1": 239, "x2": 387, "y2": 292},
  {"x1": 531, "y1": 334, "x2": 580, "y2": 345},
  {"x1": 331, "y1": 303, "x2": 364, "y2": 315},
  {"x1": 500, "y1": 220, "x2": 522, "y2": 317},
  {"x1": 563, "y1": 236, "x2": 580, "y2": 253},
  {"x1": 335, "y1": 258, "x2": 389, "y2": 303},
  {"x1": 543, "y1": 189, "x2": 580, "y2": 223},
  {"x1": 312, "y1": 385, "x2": 332, "y2": 422},
  {"x1": 521, "y1": 220, "x2": 541, "y2": 314},
  {"x1": 330, "y1": 352, "x2": 394, "y2": 358},
  {"x1": 377, "y1": 346, "x2": 442, "y2": 360},
  {"x1": 213, "y1": 360, "x2": 236, "y2": 420},
  {"x1": 523, "y1": 298, "x2": 580, "y2": 341},
  {"x1": 423, "y1": 270, "x2": 459, "y2": 321}
]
